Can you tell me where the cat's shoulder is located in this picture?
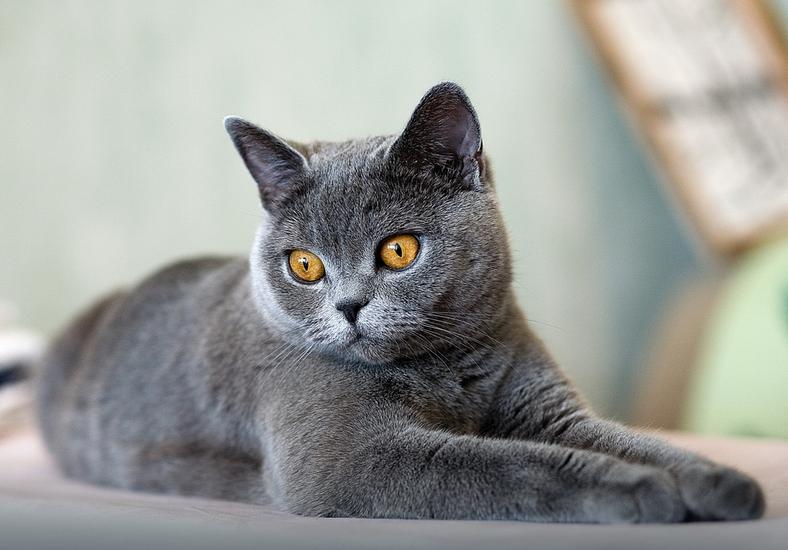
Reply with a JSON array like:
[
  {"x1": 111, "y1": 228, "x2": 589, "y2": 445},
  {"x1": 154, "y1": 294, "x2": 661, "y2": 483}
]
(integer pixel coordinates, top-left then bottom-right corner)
[
  {"x1": 144, "y1": 255, "x2": 242, "y2": 283},
  {"x1": 131, "y1": 255, "x2": 248, "y2": 300}
]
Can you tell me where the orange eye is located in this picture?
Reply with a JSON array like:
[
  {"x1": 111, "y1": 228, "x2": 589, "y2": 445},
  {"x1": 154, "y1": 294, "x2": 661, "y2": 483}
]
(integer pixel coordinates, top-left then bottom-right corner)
[
  {"x1": 288, "y1": 249, "x2": 325, "y2": 283},
  {"x1": 379, "y1": 234, "x2": 420, "y2": 270}
]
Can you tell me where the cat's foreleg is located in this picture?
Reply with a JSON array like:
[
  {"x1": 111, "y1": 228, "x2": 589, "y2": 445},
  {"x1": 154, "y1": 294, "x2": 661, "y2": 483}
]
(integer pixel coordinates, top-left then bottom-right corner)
[
  {"x1": 484, "y1": 358, "x2": 765, "y2": 521},
  {"x1": 541, "y1": 416, "x2": 765, "y2": 521},
  {"x1": 264, "y1": 410, "x2": 686, "y2": 523}
]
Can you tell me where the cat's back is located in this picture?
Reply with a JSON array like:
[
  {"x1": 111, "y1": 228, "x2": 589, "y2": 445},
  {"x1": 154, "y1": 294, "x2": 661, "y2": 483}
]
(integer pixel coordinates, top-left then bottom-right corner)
[{"x1": 36, "y1": 256, "x2": 248, "y2": 479}]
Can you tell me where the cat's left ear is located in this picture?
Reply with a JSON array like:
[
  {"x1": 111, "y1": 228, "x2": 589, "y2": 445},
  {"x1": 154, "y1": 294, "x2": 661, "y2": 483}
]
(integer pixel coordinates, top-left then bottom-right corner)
[
  {"x1": 388, "y1": 82, "x2": 485, "y2": 191},
  {"x1": 224, "y1": 117, "x2": 308, "y2": 211}
]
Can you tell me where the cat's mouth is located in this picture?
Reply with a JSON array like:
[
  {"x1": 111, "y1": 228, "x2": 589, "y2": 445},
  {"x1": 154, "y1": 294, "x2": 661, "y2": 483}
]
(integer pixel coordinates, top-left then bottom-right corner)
[
  {"x1": 332, "y1": 324, "x2": 365, "y2": 347},
  {"x1": 337, "y1": 328, "x2": 388, "y2": 361},
  {"x1": 344, "y1": 331, "x2": 412, "y2": 365},
  {"x1": 328, "y1": 322, "x2": 406, "y2": 364}
]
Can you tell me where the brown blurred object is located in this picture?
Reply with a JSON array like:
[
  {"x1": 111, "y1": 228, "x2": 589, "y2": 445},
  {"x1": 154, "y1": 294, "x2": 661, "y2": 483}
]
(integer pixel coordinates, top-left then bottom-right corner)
[
  {"x1": 632, "y1": 277, "x2": 724, "y2": 429},
  {"x1": 572, "y1": 0, "x2": 788, "y2": 258}
]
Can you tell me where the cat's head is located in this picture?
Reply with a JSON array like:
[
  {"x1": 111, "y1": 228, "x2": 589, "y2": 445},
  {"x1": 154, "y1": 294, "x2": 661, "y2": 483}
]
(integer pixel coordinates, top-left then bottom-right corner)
[{"x1": 225, "y1": 83, "x2": 512, "y2": 365}]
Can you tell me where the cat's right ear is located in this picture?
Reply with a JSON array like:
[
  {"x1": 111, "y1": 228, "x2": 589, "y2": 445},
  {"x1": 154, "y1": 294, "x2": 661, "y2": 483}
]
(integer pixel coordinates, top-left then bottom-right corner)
[
  {"x1": 224, "y1": 117, "x2": 307, "y2": 210},
  {"x1": 388, "y1": 82, "x2": 485, "y2": 191}
]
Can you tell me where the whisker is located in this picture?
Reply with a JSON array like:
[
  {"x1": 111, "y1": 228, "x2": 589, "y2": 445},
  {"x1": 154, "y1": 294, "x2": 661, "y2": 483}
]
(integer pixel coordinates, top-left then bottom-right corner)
[
  {"x1": 282, "y1": 341, "x2": 317, "y2": 380},
  {"x1": 412, "y1": 332, "x2": 457, "y2": 378},
  {"x1": 422, "y1": 319, "x2": 500, "y2": 351},
  {"x1": 425, "y1": 310, "x2": 564, "y2": 332}
]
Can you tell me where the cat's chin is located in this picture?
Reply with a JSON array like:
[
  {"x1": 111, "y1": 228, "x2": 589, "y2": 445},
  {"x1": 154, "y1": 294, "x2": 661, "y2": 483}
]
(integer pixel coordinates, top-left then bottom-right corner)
[
  {"x1": 340, "y1": 336, "x2": 401, "y2": 366},
  {"x1": 342, "y1": 339, "x2": 382, "y2": 364},
  {"x1": 316, "y1": 325, "x2": 415, "y2": 365}
]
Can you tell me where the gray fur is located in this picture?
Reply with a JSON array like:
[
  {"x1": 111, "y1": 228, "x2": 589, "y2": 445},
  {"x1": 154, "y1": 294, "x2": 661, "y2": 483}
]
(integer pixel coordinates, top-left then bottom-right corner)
[{"x1": 36, "y1": 82, "x2": 764, "y2": 523}]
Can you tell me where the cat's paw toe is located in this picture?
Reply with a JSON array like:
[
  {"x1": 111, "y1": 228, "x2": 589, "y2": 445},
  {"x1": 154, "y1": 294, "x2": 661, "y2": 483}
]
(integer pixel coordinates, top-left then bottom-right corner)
[
  {"x1": 595, "y1": 464, "x2": 686, "y2": 523},
  {"x1": 631, "y1": 469, "x2": 687, "y2": 523},
  {"x1": 677, "y1": 464, "x2": 765, "y2": 521}
]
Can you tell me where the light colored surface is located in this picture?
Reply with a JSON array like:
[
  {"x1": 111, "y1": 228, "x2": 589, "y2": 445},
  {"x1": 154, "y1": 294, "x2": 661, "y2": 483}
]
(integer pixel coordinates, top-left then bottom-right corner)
[{"x1": 1, "y1": 426, "x2": 787, "y2": 549}]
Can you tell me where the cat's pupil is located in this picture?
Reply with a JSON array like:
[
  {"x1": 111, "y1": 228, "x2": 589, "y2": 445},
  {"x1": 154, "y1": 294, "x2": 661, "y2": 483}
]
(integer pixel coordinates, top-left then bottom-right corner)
[
  {"x1": 394, "y1": 243, "x2": 403, "y2": 257},
  {"x1": 300, "y1": 257, "x2": 309, "y2": 272}
]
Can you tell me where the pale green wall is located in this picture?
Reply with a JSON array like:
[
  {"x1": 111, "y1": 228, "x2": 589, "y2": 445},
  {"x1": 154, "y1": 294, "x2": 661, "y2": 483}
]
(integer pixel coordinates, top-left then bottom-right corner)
[{"x1": 5, "y1": 1, "x2": 781, "y2": 417}]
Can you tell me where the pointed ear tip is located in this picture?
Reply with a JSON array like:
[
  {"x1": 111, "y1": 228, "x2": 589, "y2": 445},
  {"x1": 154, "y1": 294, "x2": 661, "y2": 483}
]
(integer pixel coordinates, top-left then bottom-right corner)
[
  {"x1": 433, "y1": 81, "x2": 463, "y2": 91},
  {"x1": 428, "y1": 81, "x2": 469, "y2": 99},
  {"x1": 223, "y1": 116, "x2": 246, "y2": 131},
  {"x1": 422, "y1": 82, "x2": 477, "y2": 118}
]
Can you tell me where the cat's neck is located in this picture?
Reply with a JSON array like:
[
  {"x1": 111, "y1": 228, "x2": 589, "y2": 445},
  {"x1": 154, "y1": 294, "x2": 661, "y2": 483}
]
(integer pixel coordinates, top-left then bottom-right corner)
[{"x1": 391, "y1": 292, "x2": 533, "y2": 374}]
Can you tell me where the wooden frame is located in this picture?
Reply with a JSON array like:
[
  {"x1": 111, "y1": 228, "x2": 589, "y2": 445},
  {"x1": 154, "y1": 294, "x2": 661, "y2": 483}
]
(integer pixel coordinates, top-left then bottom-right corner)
[{"x1": 572, "y1": 0, "x2": 788, "y2": 257}]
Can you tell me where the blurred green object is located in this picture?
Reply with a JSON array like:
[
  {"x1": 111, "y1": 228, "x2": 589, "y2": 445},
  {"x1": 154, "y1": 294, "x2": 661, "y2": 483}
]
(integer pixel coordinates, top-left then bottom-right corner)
[{"x1": 683, "y1": 237, "x2": 788, "y2": 438}]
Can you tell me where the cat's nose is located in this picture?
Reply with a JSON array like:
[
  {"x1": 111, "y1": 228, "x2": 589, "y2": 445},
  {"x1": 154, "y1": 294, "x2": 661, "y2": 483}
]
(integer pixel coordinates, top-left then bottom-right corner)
[{"x1": 336, "y1": 298, "x2": 369, "y2": 325}]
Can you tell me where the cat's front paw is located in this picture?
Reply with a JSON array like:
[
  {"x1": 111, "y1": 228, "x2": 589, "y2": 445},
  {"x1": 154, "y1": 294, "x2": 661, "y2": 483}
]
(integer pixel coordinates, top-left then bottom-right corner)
[
  {"x1": 676, "y1": 463, "x2": 765, "y2": 521},
  {"x1": 591, "y1": 463, "x2": 686, "y2": 523}
]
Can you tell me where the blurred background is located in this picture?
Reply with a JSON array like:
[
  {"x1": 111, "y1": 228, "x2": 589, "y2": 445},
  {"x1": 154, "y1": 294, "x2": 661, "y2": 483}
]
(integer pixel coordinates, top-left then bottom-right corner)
[{"x1": 1, "y1": 0, "x2": 786, "y2": 430}]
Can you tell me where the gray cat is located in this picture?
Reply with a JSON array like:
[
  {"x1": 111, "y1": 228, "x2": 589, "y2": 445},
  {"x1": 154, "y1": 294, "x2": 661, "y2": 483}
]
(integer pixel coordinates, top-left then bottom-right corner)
[{"x1": 36, "y1": 83, "x2": 764, "y2": 523}]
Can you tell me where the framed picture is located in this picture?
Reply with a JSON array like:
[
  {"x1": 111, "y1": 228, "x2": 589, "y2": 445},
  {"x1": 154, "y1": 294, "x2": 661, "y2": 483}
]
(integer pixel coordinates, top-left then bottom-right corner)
[{"x1": 573, "y1": 0, "x2": 788, "y2": 256}]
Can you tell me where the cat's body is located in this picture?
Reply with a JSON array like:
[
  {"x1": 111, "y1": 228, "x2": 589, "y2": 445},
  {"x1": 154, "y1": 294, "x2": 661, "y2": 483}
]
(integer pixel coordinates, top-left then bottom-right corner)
[{"x1": 37, "y1": 83, "x2": 764, "y2": 522}]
